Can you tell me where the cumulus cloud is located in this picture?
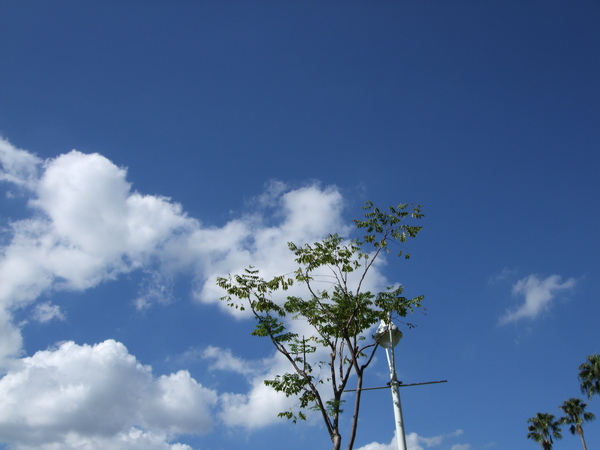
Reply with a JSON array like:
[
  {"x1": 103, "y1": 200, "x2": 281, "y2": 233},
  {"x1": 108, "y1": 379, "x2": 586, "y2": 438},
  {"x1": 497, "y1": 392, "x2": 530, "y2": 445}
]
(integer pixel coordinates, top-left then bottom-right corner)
[
  {"x1": 0, "y1": 138, "x2": 399, "y2": 446},
  {"x1": 0, "y1": 340, "x2": 216, "y2": 449},
  {"x1": 188, "y1": 182, "x2": 348, "y2": 311},
  {"x1": 174, "y1": 344, "x2": 333, "y2": 430},
  {"x1": 0, "y1": 148, "x2": 195, "y2": 314},
  {"x1": 357, "y1": 429, "x2": 464, "y2": 450},
  {"x1": 11, "y1": 428, "x2": 194, "y2": 450},
  {"x1": 201, "y1": 346, "x2": 304, "y2": 429},
  {"x1": 219, "y1": 377, "x2": 297, "y2": 429},
  {"x1": 0, "y1": 138, "x2": 350, "y2": 320},
  {"x1": 499, "y1": 274, "x2": 577, "y2": 325},
  {"x1": 0, "y1": 144, "x2": 200, "y2": 365},
  {"x1": 0, "y1": 140, "x2": 349, "y2": 358}
]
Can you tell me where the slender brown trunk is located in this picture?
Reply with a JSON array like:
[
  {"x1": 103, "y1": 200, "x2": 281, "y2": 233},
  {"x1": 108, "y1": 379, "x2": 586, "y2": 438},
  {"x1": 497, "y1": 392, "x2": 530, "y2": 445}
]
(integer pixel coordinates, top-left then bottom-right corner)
[
  {"x1": 346, "y1": 371, "x2": 364, "y2": 449},
  {"x1": 578, "y1": 426, "x2": 587, "y2": 450}
]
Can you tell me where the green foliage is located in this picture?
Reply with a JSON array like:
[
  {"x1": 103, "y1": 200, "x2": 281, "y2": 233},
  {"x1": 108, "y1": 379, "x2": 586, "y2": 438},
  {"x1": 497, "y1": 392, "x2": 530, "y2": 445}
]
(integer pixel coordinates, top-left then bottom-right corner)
[
  {"x1": 579, "y1": 354, "x2": 600, "y2": 399},
  {"x1": 559, "y1": 397, "x2": 594, "y2": 447},
  {"x1": 527, "y1": 413, "x2": 562, "y2": 450},
  {"x1": 216, "y1": 201, "x2": 425, "y2": 449},
  {"x1": 527, "y1": 356, "x2": 600, "y2": 450},
  {"x1": 355, "y1": 201, "x2": 423, "y2": 258}
]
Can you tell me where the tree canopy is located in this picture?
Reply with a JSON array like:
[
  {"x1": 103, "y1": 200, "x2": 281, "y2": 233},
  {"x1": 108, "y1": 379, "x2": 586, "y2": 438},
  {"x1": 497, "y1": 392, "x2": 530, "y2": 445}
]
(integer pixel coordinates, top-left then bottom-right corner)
[
  {"x1": 217, "y1": 202, "x2": 425, "y2": 450},
  {"x1": 527, "y1": 412, "x2": 562, "y2": 450},
  {"x1": 559, "y1": 397, "x2": 595, "y2": 450},
  {"x1": 527, "y1": 355, "x2": 599, "y2": 449},
  {"x1": 579, "y1": 354, "x2": 600, "y2": 400}
]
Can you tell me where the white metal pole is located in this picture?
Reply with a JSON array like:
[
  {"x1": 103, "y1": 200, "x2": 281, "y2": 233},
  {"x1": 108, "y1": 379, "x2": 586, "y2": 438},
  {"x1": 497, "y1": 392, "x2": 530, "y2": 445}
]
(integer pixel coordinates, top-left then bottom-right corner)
[{"x1": 385, "y1": 340, "x2": 407, "y2": 450}]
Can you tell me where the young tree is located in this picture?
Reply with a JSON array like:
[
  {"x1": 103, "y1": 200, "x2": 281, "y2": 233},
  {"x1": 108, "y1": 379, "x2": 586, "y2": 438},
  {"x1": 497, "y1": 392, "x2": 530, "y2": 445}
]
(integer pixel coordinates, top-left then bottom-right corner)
[
  {"x1": 559, "y1": 397, "x2": 595, "y2": 450},
  {"x1": 579, "y1": 354, "x2": 600, "y2": 400},
  {"x1": 527, "y1": 412, "x2": 562, "y2": 450},
  {"x1": 217, "y1": 202, "x2": 424, "y2": 450}
]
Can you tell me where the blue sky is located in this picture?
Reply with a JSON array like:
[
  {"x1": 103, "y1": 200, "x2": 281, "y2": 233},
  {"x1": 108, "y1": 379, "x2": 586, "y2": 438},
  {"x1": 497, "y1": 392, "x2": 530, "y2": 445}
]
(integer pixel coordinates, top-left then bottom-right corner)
[{"x1": 0, "y1": 1, "x2": 599, "y2": 449}]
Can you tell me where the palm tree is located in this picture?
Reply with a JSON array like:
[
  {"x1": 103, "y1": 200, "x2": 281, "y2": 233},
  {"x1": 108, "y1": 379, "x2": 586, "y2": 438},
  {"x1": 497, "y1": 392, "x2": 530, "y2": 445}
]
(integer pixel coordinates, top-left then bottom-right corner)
[
  {"x1": 527, "y1": 412, "x2": 562, "y2": 450},
  {"x1": 579, "y1": 354, "x2": 600, "y2": 399},
  {"x1": 559, "y1": 397, "x2": 595, "y2": 450}
]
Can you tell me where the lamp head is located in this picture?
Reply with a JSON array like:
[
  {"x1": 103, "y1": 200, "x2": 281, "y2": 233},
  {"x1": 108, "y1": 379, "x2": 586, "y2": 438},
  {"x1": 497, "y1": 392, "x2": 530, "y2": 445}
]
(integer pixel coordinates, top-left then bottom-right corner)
[{"x1": 373, "y1": 320, "x2": 402, "y2": 349}]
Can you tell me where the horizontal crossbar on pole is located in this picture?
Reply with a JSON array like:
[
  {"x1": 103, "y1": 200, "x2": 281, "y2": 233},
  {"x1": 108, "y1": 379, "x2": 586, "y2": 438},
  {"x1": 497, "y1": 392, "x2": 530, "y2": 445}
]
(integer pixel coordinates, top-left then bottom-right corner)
[{"x1": 343, "y1": 380, "x2": 447, "y2": 393}]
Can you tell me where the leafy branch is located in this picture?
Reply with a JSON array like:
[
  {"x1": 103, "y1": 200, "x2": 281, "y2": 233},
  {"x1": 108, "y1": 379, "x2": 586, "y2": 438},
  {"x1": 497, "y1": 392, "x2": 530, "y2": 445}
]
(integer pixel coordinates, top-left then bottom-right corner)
[{"x1": 217, "y1": 202, "x2": 425, "y2": 450}]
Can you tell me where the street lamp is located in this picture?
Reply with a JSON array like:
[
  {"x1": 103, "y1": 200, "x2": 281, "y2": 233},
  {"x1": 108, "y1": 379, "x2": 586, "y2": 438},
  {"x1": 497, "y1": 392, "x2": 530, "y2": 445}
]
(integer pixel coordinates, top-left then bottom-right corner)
[{"x1": 373, "y1": 319, "x2": 408, "y2": 450}]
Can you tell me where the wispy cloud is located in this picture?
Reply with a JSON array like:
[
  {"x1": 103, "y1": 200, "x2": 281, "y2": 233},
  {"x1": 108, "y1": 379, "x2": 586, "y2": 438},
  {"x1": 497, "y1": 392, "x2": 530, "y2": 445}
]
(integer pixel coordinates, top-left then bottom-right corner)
[
  {"x1": 202, "y1": 345, "x2": 264, "y2": 377},
  {"x1": 32, "y1": 301, "x2": 66, "y2": 323},
  {"x1": 451, "y1": 444, "x2": 471, "y2": 450},
  {"x1": 499, "y1": 274, "x2": 577, "y2": 325},
  {"x1": 488, "y1": 267, "x2": 517, "y2": 284},
  {"x1": 0, "y1": 137, "x2": 41, "y2": 190}
]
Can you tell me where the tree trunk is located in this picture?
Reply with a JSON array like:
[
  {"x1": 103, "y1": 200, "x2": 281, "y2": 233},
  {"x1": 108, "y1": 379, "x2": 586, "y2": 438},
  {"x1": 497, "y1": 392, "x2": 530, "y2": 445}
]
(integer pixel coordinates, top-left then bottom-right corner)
[
  {"x1": 346, "y1": 372, "x2": 364, "y2": 450},
  {"x1": 578, "y1": 427, "x2": 587, "y2": 450},
  {"x1": 332, "y1": 433, "x2": 342, "y2": 450}
]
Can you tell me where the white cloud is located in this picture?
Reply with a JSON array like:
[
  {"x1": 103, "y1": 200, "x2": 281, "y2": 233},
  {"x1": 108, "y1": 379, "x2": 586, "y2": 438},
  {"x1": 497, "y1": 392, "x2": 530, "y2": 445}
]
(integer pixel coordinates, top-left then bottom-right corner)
[
  {"x1": 208, "y1": 347, "x2": 303, "y2": 429},
  {"x1": 219, "y1": 378, "x2": 296, "y2": 429},
  {"x1": 499, "y1": 274, "x2": 577, "y2": 325},
  {"x1": 0, "y1": 309, "x2": 23, "y2": 369},
  {"x1": 134, "y1": 271, "x2": 175, "y2": 311},
  {"x1": 12, "y1": 428, "x2": 194, "y2": 450},
  {"x1": 0, "y1": 137, "x2": 41, "y2": 191},
  {"x1": 357, "y1": 433, "x2": 399, "y2": 450},
  {"x1": 32, "y1": 302, "x2": 65, "y2": 323},
  {"x1": 0, "y1": 139, "x2": 401, "y2": 444},
  {"x1": 0, "y1": 148, "x2": 195, "y2": 315},
  {"x1": 488, "y1": 267, "x2": 517, "y2": 284},
  {"x1": 200, "y1": 342, "x2": 369, "y2": 430},
  {"x1": 357, "y1": 429, "x2": 464, "y2": 450},
  {"x1": 200, "y1": 344, "x2": 340, "y2": 430},
  {"x1": 30, "y1": 150, "x2": 193, "y2": 289},
  {"x1": 451, "y1": 444, "x2": 471, "y2": 450},
  {"x1": 0, "y1": 340, "x2": 216, "y2": 449},
  {"x1": 189, "y1": 182, "x2": 348, "y2": 313},
  {"x1": 0, "y1": 140, "x2": 351, "y2": 321},
  {"x1": 202, "y1": 345, "x2": 263, "y2": 377}
]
